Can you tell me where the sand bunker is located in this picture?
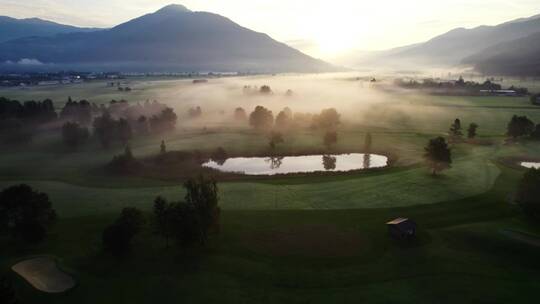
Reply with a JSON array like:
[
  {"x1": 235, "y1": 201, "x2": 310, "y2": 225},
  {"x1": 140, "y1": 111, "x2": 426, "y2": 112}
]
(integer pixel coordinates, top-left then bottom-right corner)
[{"x1": 12, "y1": 257, "x2": 75, "y2": 293}]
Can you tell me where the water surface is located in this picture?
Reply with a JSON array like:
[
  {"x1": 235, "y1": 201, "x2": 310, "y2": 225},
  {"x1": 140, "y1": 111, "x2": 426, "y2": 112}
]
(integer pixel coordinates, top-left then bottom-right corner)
[
  {"x1": 521, "y1": 162, "x2": 540, "y2": 169},
  {"x1": 203, "y1": 153, "x2": 388, "y2": 175}
]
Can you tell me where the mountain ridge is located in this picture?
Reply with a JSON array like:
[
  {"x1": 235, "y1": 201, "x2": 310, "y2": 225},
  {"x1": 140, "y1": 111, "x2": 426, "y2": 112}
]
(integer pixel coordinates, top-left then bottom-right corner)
[
  {"x1": 0, "y1": 16, "x2": 101, "y2": 43},
  {"x1": 0, "y1": 5, "x2": 335, "y2": 73}
]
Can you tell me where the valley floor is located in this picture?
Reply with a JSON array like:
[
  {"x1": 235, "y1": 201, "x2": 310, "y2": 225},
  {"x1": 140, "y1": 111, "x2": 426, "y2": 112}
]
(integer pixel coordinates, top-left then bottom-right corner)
[{"x1": 1, "y1": 77, "x2": 540, "y2": 303}]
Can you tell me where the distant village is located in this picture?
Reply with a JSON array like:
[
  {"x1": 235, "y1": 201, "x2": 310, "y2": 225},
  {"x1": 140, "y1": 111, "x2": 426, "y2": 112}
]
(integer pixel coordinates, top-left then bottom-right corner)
[
  {"x1": 0, "y1": 71, "x2": 244, "y2": 87},
  {"x1": 393, "y1": 76, "x2": 530, "y2": 97}
]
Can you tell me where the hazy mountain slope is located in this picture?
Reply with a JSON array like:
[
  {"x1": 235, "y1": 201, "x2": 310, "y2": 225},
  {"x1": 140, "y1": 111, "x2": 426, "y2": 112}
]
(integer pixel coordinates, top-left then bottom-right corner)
[
  {"x1": 0, "y1": 16, "x2": 100, "y2": 42},
  {"x1": 353, "y1": 13, "x2": 540, "y2": 68},
  {"x1": 395, "y1": 15, "x2": 540, "y2": 64},
  {"x1": 463, "y1": 31, "x2": 540, "y2": 76},
  {"x1": 0, "y1": 4, "x2": 334, "y2": 73}
]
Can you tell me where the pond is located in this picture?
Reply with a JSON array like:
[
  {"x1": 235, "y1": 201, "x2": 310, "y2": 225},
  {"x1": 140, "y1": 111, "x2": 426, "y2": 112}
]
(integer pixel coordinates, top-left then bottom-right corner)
[
  {"x1": 521, "y1": 162, "x2": 540, "y2": 169},
  {"x1": 202, "y1": 153, "x2": 388, "y2": 175}
]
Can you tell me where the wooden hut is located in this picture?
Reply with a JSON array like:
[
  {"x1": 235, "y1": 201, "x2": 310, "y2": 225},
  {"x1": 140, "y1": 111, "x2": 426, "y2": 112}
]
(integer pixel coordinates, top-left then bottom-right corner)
[{"x1": 386, "y1": 218, "x2": 416, "y2": 240}]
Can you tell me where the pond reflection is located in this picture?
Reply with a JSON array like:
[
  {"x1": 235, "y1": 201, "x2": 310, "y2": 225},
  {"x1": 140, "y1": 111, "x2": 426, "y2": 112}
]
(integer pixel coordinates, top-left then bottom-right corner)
[
  {"x1": 363, "y1": 153, "x2": 371, "y2": 169},
  {"x1": 202, "y1": 153, "x2": 388, "y2": 175},
  {"x1": 265, "y1": 156, "x2": 284, "y2": 169},
  {"x1": 322, "y1": 155, "x2": 337, "y2": 170}
]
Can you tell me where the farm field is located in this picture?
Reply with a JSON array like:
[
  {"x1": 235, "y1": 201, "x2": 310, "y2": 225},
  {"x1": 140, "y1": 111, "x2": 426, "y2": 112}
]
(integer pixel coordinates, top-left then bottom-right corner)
[{"x1": 1, "y1": 75, "x2": 540, "y2": 303}]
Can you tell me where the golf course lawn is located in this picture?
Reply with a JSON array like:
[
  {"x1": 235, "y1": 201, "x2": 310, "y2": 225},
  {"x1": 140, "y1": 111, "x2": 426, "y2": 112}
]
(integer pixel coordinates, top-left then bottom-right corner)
[
  {"x1": 2, "y1": 77, "x2": 540, "y2": 303},
  {"x1": 2, "y1": 165, "x2": 540, "y2": 303}
]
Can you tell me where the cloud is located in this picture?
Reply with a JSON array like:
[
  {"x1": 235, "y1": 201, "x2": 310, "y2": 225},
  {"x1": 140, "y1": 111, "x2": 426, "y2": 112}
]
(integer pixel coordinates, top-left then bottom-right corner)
[{"x1": 4, "y1": 58, "x2": 45, "y2": 65}]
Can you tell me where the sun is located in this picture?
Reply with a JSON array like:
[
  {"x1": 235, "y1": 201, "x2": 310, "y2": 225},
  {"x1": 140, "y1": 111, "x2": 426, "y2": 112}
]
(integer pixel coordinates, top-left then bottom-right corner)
[{"x1": 310, "y1": 17, "x2": 365, "y2": 58}]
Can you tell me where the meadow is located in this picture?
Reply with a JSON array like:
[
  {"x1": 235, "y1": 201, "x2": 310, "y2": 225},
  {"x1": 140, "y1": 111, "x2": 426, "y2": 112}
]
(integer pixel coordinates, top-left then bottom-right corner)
[{"x1": 1, "y1": 74, "x2": 540, "y2": 303}]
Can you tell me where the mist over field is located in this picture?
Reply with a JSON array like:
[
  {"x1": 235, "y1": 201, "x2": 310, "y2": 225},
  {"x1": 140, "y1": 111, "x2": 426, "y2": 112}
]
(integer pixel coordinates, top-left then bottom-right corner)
[{"x1": 3, "y1": 2, "x2": 540, "y2": 304}]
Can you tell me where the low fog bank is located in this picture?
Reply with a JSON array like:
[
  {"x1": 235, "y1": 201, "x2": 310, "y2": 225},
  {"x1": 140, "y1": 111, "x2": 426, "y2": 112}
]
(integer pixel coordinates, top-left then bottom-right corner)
[{"x1": 128, "y1": 72, "x2": 499, "y2": 133}]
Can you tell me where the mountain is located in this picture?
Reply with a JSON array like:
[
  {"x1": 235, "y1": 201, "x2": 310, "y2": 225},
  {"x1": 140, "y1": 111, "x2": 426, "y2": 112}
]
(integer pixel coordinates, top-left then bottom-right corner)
[
  {"x1": 0, "y1": 16, "x2": 100, "y2": 43},
  {"x1": 0, "y1": 4, "x2": 334, "y2": 73},
  {"x1": 463, "y1": 31, "x2": 540, "y2": 76},
  {"x1": 356, "y1": 13, "x2": 540, "y2": 69}
]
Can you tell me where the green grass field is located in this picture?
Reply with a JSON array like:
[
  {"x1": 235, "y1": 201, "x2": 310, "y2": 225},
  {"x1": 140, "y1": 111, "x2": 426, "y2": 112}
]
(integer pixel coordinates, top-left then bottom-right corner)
[{"x1": 1, "y1": 77, "x2": 540, "y2": 303}]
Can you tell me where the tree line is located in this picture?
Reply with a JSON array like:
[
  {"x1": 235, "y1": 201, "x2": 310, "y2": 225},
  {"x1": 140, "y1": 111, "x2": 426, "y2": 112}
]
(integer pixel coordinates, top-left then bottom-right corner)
[{"x1": 0, "y1": 96, "x2": 179, "y2": 148}]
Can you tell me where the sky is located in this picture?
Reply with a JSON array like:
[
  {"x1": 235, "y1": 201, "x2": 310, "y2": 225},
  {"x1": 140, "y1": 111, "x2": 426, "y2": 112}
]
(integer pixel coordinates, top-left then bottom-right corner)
[{"x1": 2, "y1": 0, "x2": 540, "y2": 59}]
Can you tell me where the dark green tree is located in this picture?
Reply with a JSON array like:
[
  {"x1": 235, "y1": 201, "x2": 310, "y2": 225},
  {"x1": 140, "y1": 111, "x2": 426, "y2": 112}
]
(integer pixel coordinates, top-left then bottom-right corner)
[
  {"x1": 530, "y1": 94, "x2": 539, "y2": 105},
  {"x1": 364, "y1": 132, "x2": 372, "y2": 152},
  {"x1": 531, "y1": 124, "x2": 540, "y2": 140},
  {"x1": 102, "y1": 207, "x2": 145, "y2": 256},
  {"x1": 107, "y1": 145, "x2": 142, "y2": 175},
  {"x1": 0, "y1": 184, "x2": 56, "y2": 242},
  {"x1": 117, "y1": 118, "x2": 132, "y2": 145},
  {"x1": 507, "y1": 115, "x2": 535, "y2": 139},
  {"x1": 449, "y1": 118, "x2": 463, "y2": 140},
  {"x1": 516, "y1": 168, "x2": 540, "y2": 220},
  {"x1": 275, "y1": 108, "x2": 293, "y2": 130},
  {"x1": 160, "y1": 140, "x2": 167, "y2": 154},
  {"x1": 259, "y1": 85, "x2": 272, "y2": 95},
  {"x1": 269, "y1": 131, "x2": 284, "y2": 150},
  {"x1": 323, "y1": 131, "x2": 338, "y2": 149},
  {"x1": 424, "y1": 137, "x2": 452, "y2": 175},
  {"x1": 62, "y1": 122, "x2": 89, "y2": 147},
  {"x1": 0, "y1": 276, "x2": 18, "y2": 304},
  {"x1": 234, "y1": 107, "x2": 247, "y2": 121},
  {"x1": 467, "y1": 123, "x2": 479, "y2": 139},
  {"x1": 153, "y1": 196, "x2": 173, "y2": 248},
  {"x1": 249, "y1": 106, "x2": 274, "y2": 131},
  {"x1": 314, "y1": 108, "x2": 341, "y2": 130},
  {"x1": 93, "y1": 112, "x2": 116, "y2": 148},
  {"x1": 184, "y1": 176, "x2": 220, "y2": 244},
  {"x1": 211, "y1": 147, "x2": 228, "y2": 165}
]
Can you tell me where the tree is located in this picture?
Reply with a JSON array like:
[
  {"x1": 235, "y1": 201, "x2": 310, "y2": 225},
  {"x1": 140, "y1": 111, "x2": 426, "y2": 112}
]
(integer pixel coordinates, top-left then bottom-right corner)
[
  {"x1": 0, "y1": 118, "x2": 34, "y2": 144},
  {"x1": 323, "y1": 131, "x2": 338, "y2": 149},
  {"x1": 531, "y1": 124, "x2": 540, "y2": 140},
  {"x1": 449, "y1": 118, "x2": 463, "y2": 140},
  {"x1": 0, "y1": 184, "x2": 56, "y2": 242},
  {"x1": 188, "y1": 106, "x2": 202, "y2": 119},
  {"x1": 211, "y1": 147, "x2": 228, "y2": 165},
  {"x1": 516, "y1": 168, "x2": 540, "y2": 220},
  {"x1": 234, "y1": 107, "x2": 247, "y2": 121},
  {"x1": 249, "y1": 106, "x2": 274, "y2": 131},
  {"x1": 0, "y1": 276, "x2": 18, "y2": 304},
  {"x1": 424, "y1": 137, "x2": 452, "y2": 175},
  {"x1": 153, "y1": 196, "x2": 173, "y2": 248},
  {"x1": 60, "y1": 98, "x2": 91, "y2": 125},
  {"x1": 184, "y1": 176, "x2": 221, "y2": 244},
  {"x1": 530, "y1": 94, "x2": 539, "y2": 105},
  {"x1": 150, "y1": 108, "x2": 178, "y2": 133},
  {"x1": 117, "y1": 119, "x2": 132, "y2": 145},
  {"x1": 275, "y1": 108, "x2": 293, "y2": 130},
  {"x1": 62, "y1": 122, "x2": 89, "y2": 147},
  {"x1": 136, "y1": 115, "x2": 149, "y2": 134},
  {"x1": 93, "y1": 112, "x2": 116, "y2": 148},
  {"x1": 467, "y1": 123, "x2": 479, "y2": 139},
  {"x1": 169, "y1": 202, "x2": 201, "y2": 247},
  {"x1": 314, "y1": 108, "x2": 340, "y2": 130},
  {"x1": 259, "y1": 85, "x2": 272, "y2": 95},
  {"x1": 364, "y1": 132, "x2": 372, "y2": 152},
  {"x1": 102, "y1": 207, "x2": 145, "y2": 256},
  {"x1": 507, "y1": 115, "x2": 535, "y2": 139},
  {"x1": 160, "y1": 140, "x2": 167, "y2": 154},
  {"x1": 269, "y1": 131, "x2": 284, "y2": 150},
  {"x1": 107, "y1": 145, "x2": 143, "y2": 174}
]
